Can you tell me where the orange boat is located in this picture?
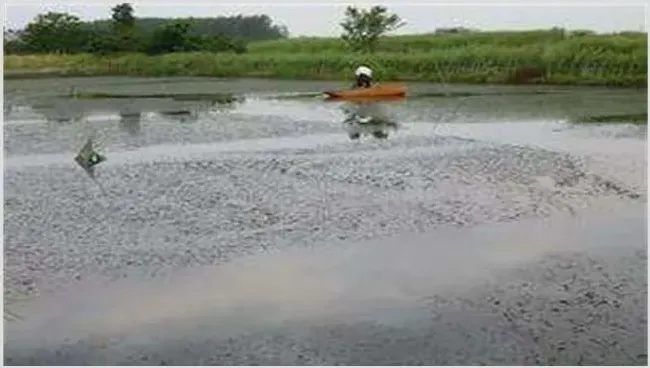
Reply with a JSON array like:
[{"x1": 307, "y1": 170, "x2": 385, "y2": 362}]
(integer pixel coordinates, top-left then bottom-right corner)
[{"x1": 323, "y1": 83, "x2": 407, "y2": 100}]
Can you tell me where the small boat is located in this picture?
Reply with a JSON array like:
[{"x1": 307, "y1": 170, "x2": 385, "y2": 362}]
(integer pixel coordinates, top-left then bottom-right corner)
[{"x1": 323, "y1": 83, "x2": 407, "y2": 100}]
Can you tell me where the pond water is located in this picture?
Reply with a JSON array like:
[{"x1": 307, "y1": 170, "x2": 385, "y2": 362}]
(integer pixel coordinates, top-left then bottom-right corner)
[{"x1": 3, "y1": 77, "x2": 647, "y2": 365}]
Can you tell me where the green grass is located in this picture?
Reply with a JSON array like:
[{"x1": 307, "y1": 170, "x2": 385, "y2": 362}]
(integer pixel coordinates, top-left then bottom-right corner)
[
  {"x1": 4, "y1": 30, "x2": 648, "y2": 86},
  {"x1": 247, "y1": 30, "x2": 645, "y2": 54}
]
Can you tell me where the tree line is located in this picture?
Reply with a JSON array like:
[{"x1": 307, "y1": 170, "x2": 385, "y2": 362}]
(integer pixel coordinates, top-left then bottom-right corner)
[
  {"x1": 4, "y1": 5, "x2": 419, "y2": 56},
  {"x1": 4, "y1": 3, "x2": 289, "y2": 55}
]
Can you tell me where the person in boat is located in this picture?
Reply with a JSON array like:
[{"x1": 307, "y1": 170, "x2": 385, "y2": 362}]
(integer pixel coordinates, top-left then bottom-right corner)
[{"x1": 353, "y1": 65, "x2": 374, "y2": 88}]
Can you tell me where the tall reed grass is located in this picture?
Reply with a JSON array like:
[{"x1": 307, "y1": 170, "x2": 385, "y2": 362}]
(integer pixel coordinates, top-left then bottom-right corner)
[{"x1": 5, "y1": 31, "x2": 647, "y2": 86}]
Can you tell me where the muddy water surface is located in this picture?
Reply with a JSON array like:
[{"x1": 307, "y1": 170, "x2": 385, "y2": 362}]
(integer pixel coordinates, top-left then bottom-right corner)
[{"x1": 3, "y1": 77, "x2": 647, "y2": 365}]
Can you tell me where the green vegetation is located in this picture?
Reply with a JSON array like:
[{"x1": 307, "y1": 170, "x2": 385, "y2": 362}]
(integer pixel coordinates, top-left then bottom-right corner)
[
  {"x1": 4, "y1": 3, "x2": 286, "y2": 55},
  {"x1": 340, "y1": 5, "x2": 405, "y2": 53},
  {"x1": 83, "y1": 14, "x2": 288, "y2": 41},
  {"x1": 6, "y1": 31, "x2": 647, "y2": 86},
  {"x1": 3, "y1": 4, "x2": 647, "y2": 86}
]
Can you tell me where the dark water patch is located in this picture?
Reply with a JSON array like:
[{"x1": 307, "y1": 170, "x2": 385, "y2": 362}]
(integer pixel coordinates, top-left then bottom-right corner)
[
  {"x1": 118, "y1": 112, "x2": 143, "y2": 136},
  {"x1": 70, "y1": 91, "x2": 241, "y2": 104},
  {"x1": 572, "y1": 112, "x2": 648, "y2": 125},
  {"x1": 159, "y1": 110, "x2": 193, "y2": 117},
  {"x1": 63, "y1": 88, "x2": 564, "y2": 105},
  {"x1": 268, "y1": 92, "x2": 327, "y2": 100},
  {"x1": 413, "y1": 90, "x2": 561, "y2": 99},
  {"x1": 270, "y1": 90, "x2": 561, "y2": 103},
  {"x1": 4, "y1": 68, "x2": 74, "y2": 80}
]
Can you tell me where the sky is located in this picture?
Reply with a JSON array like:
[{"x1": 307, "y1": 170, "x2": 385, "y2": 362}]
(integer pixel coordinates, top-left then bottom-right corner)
[{"x1": 4, "y1": 1, "x2": 647, "y2": 36}]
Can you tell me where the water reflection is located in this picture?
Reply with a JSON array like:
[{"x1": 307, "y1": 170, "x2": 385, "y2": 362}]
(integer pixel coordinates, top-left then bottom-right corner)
[
  {"x1": 159, "y1": 109, "x2": 199, "y2": 123},
  {"x1": 8, "y1": 91, "x2": 411, "y2": 143},
  {"x1": 345, "y1": 117, "x2": 399, "y2": 140},
  {"x1": 119, "y1": 111, "x2": 142, "y2": 136},
  {"x1": 31, "y1": 100, "x2": 86, "y2": 124},
  {"x1": 340, "y1": 100, "x2": 402, "y2": 140},
  {"x1": 4, "y1": 102, "x2": 14, "y2": 121},
  {"x1": 13, "y1": 90, "x2": 243, "y2": 124}
]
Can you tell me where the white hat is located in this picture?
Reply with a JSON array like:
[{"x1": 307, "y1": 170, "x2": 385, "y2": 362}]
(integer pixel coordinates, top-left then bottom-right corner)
[{"x1": 354, "y1": 66, "x2": 373, "y2": 77}]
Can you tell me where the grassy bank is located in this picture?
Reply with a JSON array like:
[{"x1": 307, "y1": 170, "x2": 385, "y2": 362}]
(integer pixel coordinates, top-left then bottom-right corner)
[{"x1": 4, "y1": 30, "x2": 648, "y2": 86}]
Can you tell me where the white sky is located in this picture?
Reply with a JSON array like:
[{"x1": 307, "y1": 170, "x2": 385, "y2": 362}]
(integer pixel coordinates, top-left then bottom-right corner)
[{"x1": 4, "y1": 1, "x2": 648, "y2": 36}]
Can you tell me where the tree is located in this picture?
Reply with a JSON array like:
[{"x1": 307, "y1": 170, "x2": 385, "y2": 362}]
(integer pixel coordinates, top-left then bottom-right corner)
[
  {"x1": 5, "y1": 7, "x2": 268, "y2": 55},
  {"x1": 147, "y1": 21, "x2": 195, "y2": 54},
  {"x1": 111, "y1": 3, "x2": 135, "y2": 30},
  {"x1": 84, "y1": 27, "x2": 123, "y2": 55},
  {"x1": 21, "y1": 12, "x2": 88, "y2": 53},
  {"x1": 340, "y1": 6, "x2": 405, "y2": 53},
  {"x1": 84, "y1": 14, "x2": 289, "y2": 41},
  {"x1": 4, "y1": 29, "x2": 27, "y2": 54},
  {"x1": 108, "y1": 3, "x2": 142, "y2": 52},
  {"x1": 146, "y1": 21, "x2": 246, "y2": 55}
]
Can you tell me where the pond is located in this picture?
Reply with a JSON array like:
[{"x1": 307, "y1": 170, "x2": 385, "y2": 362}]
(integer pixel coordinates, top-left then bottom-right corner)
[{"x1": 4, "y1": 77, "x2": 647, "y2": 365}]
